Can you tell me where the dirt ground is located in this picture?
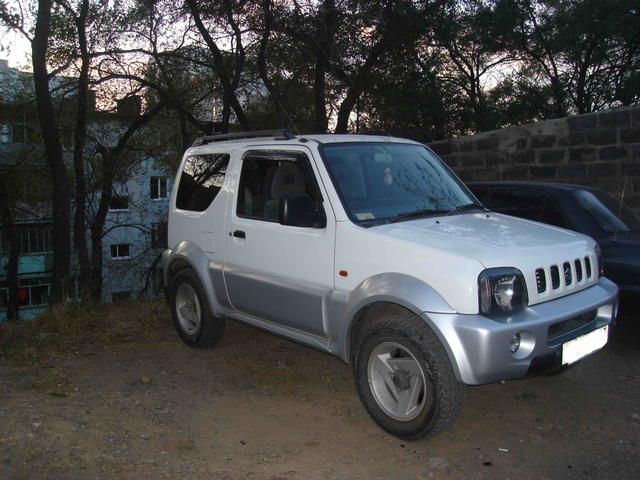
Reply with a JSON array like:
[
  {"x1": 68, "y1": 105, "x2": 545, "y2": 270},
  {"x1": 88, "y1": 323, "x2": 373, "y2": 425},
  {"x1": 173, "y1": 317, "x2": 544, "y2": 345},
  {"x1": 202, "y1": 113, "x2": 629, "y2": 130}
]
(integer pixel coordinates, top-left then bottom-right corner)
[{"x1": 1, "y1": 302, "x2": 639, "y2": 480}]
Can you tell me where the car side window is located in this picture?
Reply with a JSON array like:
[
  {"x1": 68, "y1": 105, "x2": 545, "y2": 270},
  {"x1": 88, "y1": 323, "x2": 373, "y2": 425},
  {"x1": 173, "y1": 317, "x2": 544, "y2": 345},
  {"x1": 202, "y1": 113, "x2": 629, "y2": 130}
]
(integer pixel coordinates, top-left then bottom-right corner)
[
  {"x1": 539, "y1": 199, "x2": 567, "y2": 228},
  {"x1": 176, "y1": 153, "x2": 230, "y2": 212},
  {"x1": 237, "y1": 152, "x2": 323, "y2": 222},
  {"x1": 482, "y1": 189, "x2": 542, "y2": 221},
  {"x1": 484, "y1": 188, "x2": 567, "y2": 228}
]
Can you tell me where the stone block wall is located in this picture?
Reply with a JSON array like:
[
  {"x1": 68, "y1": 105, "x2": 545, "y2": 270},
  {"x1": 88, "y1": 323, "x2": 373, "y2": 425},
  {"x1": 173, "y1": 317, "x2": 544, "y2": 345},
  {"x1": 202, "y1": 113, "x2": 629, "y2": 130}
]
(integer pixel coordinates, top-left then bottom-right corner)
[{"x1": 428, "y1": 104, "x2": 640, "y2": 213}]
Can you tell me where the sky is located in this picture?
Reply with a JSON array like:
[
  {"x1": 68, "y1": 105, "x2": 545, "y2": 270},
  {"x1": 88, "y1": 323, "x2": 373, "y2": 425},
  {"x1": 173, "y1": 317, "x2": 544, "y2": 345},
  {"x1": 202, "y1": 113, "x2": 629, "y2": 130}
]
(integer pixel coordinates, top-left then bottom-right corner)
[{"x1": 1, "y1": 28, "x2": 33, "y2": 71}]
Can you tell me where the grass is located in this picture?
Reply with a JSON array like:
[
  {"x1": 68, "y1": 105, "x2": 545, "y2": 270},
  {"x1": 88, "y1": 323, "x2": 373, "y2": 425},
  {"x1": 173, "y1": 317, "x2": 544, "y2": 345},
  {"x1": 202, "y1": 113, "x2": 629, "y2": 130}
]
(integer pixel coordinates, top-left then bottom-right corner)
[{"x1": 0, "y1": 298, "x2": 171, "y2": 364}]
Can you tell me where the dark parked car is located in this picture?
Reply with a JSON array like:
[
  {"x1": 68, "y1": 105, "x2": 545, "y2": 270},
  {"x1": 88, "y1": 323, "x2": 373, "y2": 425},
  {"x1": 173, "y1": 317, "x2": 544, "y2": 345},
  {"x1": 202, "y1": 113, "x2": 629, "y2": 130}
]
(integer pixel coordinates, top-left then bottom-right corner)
[{"x1": 468, "y1": 181, "x2": 640, "y2": 298}]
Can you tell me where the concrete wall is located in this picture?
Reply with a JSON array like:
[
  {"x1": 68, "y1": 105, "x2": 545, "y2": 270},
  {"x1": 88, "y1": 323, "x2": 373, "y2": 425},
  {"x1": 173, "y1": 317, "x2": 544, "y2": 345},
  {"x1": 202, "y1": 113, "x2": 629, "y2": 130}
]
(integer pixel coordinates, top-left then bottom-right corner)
[{"x1": 429, "y1": 104, "x2": 640, "y2": 213}]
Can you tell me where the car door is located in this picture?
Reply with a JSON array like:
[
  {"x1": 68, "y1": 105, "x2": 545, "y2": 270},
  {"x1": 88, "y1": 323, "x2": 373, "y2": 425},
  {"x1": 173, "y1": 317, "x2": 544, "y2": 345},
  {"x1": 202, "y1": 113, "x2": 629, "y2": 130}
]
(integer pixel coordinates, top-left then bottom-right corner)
[{"x1": 223, "y1": 147, "x2": 335, "y2": 337}]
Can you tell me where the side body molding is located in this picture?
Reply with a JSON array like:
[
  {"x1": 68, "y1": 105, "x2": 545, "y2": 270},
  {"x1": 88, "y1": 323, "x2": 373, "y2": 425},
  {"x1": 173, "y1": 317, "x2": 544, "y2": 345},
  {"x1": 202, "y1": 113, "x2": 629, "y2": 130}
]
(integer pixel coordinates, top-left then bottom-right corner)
[
  {"x1": 325, "y1": 272, "x2": 457, "y2": 362},
  {"x1": 161, "y1": 241, "x2": 232, "y2": 317}
]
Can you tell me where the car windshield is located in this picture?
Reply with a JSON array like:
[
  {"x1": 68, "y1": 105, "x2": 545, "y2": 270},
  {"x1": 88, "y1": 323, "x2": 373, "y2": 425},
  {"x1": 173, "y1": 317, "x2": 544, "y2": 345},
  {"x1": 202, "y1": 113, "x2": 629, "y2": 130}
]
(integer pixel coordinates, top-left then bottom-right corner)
[
  {"x1": 574, "y1": 189, "x2": 640, "y2": 234},
  {"x1": 321, "y1": 143, "x2": 479, "y2": 225}
]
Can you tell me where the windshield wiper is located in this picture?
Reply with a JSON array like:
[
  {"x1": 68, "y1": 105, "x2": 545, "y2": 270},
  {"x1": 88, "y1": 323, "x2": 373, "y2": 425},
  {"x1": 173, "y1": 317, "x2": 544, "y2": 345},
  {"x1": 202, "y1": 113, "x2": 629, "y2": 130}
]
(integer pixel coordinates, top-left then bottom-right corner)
[
  {"x1": 447, "y1": 202, "x2": 487, "y2": 215},
  {"x1": 384, "y1": 208, "x2": 451, "y2": 225}
]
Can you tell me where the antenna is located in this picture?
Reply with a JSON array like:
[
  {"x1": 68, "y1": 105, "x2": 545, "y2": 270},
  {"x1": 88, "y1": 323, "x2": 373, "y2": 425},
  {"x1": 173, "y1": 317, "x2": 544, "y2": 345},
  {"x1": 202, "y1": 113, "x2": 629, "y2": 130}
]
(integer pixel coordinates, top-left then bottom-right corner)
[{"x1": 613, "y1": 176, "x2": 629, "y2": 243}]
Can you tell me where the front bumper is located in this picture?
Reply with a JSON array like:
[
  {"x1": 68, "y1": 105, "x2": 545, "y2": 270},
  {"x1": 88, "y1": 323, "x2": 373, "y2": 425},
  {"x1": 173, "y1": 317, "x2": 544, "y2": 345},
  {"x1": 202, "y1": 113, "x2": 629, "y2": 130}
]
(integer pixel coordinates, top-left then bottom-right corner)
[{"x1": 424, "y1": 277, "x2": 619, "y2": 385}]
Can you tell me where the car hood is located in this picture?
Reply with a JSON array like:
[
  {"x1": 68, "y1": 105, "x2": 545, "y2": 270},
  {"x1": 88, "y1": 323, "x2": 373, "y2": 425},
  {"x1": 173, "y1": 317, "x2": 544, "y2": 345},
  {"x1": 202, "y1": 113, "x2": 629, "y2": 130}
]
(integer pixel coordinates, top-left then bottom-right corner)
[
  {"x1": 372, "y1": 212, "x2": 599, "y2": 305},
  {"x1": 373, "y1": 212, "x2": 593, "y2": 264}
]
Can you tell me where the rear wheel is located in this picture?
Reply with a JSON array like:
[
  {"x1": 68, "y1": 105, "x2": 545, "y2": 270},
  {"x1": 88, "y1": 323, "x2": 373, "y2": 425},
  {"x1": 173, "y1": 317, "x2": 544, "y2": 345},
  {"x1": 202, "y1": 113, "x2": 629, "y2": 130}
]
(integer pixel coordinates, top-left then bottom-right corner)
[
  {"x1": 169, "y1": 269, "x2": 225, "y2": 348},
  {"x1": 353, "y1": 315, "x2": 464, "y2": 440}
]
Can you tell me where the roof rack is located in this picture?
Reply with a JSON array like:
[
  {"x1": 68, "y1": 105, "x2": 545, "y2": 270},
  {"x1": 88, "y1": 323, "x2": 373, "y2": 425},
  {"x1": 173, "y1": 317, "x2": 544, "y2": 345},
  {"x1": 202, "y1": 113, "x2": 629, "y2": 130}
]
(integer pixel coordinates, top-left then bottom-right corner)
[{"x1": 192, "y1": 129, "x2": 296, "y2": 147}]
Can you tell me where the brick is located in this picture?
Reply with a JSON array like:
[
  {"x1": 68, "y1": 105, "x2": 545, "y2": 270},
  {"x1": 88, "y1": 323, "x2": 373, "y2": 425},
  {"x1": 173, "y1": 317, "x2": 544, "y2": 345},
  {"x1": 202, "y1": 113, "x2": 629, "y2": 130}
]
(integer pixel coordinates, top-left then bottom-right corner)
[
  {"x1": 502, "y1": 166, "x2": 528, "y2": 181},
  {"x1": 599, "y1": 146, "x2": 627, "y2": 161},
  {"x1": 569, "y1": 147, "x2": 597, "y2": 162},
  {"x1": 529, "y1": 165, "x2": 558, "y2": 180},
  {"x1": 460, "y1": 141, "x2": 474, "y2": 152},
  {"x1": 476, "y1": 136, "x2": 499, "y2": 151},
  {"x1": 620, "y1": 160, "x2": 640, "y2": 176},
  {"x1": 516, "y1": 138, "x2": 528, "y2": 149},
  {"x1": 588, "y1": 129, "x2": 617, "y2": 145},
  {"x1": 430, "y1": 140, "x2": 453, "y2": 156},
  {"x1": 620, "y1": 126, "x2": 640, "y2": 143},
  {"x1": 538, "y1": 149, "x2": 566, "y2": 164},
  {"x1": 529, "y1": 165, "x2": 557, "y2": 179},
  {"x1": 513, "y1": 150, "x2": 535, "y2": 164},
  {"x1": 473, "y1": 169, "x2": 499, "y2": 181},
  {"x1": 485, "y1": 152, "x2": 507, "y2": 168},
  {"x1": 568, "y1": 113, "x2": 597, "y2": 131},
  {"x1": 557, "y1": 164, "x2": 587, "y2": 179},
  {"x1": 559, "y1": 132, "x2": 587, "y2": 146},
  {"x1": 531, "y1": 135, "x2": 555, "y2": 148},
  {"x1": 599, "y1": 109, "x2": 631, "y2": 128},
  {"x1": 442, "y1": 154, "x2": 458, "y2": 168},
  {"x1": 589, "y1": 162, "x2": 619, "y2": 177},
  {"x1": 459, "y1": 155, "x2": 485, "y2": 168}
]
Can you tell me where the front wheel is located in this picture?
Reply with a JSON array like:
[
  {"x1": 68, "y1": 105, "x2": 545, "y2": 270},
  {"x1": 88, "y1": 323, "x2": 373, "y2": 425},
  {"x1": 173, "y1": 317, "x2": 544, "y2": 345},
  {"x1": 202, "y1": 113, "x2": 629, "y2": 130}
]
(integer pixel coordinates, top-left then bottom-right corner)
[{"x1": 353, "y1": 315, "x2": 464, "y2": 440}]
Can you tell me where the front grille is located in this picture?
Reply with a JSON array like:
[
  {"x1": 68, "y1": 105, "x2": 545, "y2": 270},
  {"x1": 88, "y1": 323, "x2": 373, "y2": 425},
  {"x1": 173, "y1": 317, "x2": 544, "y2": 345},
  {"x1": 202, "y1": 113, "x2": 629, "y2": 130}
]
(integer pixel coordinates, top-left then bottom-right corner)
[
  {"x1": 550, "y1": 266, "x2": 560, "y2": 290},
  {"x1": 548, "y1": 310, "x2": 597, "y2": 342},
  {"x1": 563, "y1": 262, "x2": 572, "y2": 285},
  {"x1": 534, "y1": 255, "x2": 594, "y2": 296},
  {"x1": 585, "y1": 256, "x2": 592, "y2": 278},
  {"x1": 535, "y1": 268, "x2": 546, "y2": 293},
  {"x1": 575, "y1": 259, "x2": 583, "y2": 282}
]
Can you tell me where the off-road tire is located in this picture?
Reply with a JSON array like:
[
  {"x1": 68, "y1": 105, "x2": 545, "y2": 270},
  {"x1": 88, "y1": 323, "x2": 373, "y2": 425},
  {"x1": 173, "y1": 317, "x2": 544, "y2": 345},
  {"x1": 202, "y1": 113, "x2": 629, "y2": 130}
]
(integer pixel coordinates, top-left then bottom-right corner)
[
  {"x1": 353, "y1": 314, "x2": 464, "y2": 440},
  {"x1": 169, "y1": 269, "x2": 225, "y2": 348}
]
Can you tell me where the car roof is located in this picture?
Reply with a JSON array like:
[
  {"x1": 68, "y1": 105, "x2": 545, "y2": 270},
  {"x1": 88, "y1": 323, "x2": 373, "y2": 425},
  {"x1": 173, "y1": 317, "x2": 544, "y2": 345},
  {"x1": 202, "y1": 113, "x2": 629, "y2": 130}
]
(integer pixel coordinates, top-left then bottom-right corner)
[
  {"x1": 467, "y1": 180, "x2": 603, "y2": 194},
  {"x1": 187, "y1": 133, "x2": 422, "y2": 154}
]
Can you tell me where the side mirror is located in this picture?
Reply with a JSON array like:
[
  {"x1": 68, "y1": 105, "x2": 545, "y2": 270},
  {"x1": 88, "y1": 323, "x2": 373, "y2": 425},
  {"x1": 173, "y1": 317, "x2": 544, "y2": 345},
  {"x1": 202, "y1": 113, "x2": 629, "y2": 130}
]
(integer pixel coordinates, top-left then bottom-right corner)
[{"x1": 279, "y1": 193, "x2": 327, "y2": 228}]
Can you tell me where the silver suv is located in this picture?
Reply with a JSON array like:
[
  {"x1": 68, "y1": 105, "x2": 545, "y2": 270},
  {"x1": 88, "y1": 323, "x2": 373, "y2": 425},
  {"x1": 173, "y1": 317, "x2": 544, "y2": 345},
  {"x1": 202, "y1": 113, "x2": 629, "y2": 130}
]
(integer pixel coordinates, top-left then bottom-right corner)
[{"x1": 162, "y1": 130, "x2": 618, "y2": 439}]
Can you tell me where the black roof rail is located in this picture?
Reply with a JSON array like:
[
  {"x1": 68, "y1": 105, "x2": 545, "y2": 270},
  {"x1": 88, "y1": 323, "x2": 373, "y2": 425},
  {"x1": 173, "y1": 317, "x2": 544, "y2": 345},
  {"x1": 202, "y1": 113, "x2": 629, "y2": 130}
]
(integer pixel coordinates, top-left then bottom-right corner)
[
  {"x1": 361, "y1": 130, "x2": 392, "y2": 136},
  {"x1": 192, "y1": 129, "x2": 296, "y2": 147}
]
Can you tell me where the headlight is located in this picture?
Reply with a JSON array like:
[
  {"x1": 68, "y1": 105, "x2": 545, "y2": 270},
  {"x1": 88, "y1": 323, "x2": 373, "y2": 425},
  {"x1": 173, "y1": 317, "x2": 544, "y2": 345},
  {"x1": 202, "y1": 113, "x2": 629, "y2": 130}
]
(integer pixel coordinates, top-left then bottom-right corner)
[
  {"x1": 479, "y1": 268, "x2": 528, "y2": 315},
  {"x1": 594, "y1": 244, "x2": 603, "y2": 278}
]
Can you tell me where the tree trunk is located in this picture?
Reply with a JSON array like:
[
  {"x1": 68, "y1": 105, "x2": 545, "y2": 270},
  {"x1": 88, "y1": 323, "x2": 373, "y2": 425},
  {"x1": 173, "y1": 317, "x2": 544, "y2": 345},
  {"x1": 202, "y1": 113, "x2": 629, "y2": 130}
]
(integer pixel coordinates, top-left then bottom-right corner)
[
  {"x1": 32, "y1": 0, "x2": 71, "y2": 303},
  {"x1": 73, "y1": 0, "x2": 91, "y2": 291},
  {"x1": 335, "y1": 89, "x2": 360, "y2": 133},
  {"x1": 312, "y1": 0, "x2": 336, "y2": 133},
  {"x1": 89, "y1": 152, "x2": 114, "y2": 300},
  {"x1": 1, "y1": 202, "x2": 20, "y2": 321}
]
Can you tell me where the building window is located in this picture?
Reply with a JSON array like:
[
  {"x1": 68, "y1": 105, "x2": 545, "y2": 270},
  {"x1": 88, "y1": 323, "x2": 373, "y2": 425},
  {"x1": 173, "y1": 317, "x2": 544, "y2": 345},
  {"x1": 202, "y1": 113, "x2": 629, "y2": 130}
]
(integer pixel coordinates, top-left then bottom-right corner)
[
  {"x1": 109, "y1": 195, "x2": 129, "y2": 212},
  {"x1": 150, "y1": 176, "x2": 168, "y2": 200},
  {"x1": 151, "y1": 222, "x2": 168, "y2": 248},
  {"x1": 0, "y1": 225, "x2": 53, "y2": 255},
  {"x1": 110, "y1": 243, "x2": 130, "y2": 260},
  {"x1": 0, "y1": 278, "x2": 51, "y2": 309}
]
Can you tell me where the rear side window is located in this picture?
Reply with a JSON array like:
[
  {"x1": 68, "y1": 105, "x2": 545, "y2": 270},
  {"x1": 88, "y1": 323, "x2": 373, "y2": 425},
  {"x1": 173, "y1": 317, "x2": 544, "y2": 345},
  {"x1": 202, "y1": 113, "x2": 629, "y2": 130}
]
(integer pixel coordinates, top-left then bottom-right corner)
[{"x1": 176, "y1": 153, "x2": 229, "y2": 211}]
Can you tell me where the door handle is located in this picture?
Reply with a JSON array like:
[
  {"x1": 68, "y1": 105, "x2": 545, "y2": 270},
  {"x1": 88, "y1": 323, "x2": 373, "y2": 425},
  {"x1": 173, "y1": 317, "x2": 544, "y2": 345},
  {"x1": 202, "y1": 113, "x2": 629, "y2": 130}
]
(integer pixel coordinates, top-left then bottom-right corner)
[{"x1": 232, "y1": 230, "x2": 246, "y2": 239}]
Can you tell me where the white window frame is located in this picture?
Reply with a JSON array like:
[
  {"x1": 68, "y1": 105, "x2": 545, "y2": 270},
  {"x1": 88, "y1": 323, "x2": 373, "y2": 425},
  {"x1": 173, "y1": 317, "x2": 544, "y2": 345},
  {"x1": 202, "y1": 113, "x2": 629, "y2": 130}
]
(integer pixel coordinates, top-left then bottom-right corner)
[
  {"x1": 109, "y1": 195, "x2": 130, "y2": 212},
  {"x1": 110, "y1": 243, "x2": 131, "y2": 260},
  {"x1": 150, "y1": 176, "x2": 168, "y2": 200}
]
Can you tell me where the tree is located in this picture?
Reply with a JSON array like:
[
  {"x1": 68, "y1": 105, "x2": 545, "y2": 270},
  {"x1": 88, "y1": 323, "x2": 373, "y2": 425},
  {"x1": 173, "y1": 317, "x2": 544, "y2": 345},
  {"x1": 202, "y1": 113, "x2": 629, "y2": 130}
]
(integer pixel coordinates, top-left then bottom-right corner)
[{"x1": 32, "y1": 0, "x2": 72, "y2": 302}]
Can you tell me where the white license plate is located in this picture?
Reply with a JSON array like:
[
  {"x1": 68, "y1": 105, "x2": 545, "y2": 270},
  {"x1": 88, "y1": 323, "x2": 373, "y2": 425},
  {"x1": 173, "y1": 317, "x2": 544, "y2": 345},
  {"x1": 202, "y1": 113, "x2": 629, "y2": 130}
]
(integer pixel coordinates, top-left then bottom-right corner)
[{"x1": 562, "y1": 325, "x2": 608, "y2": 365}]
